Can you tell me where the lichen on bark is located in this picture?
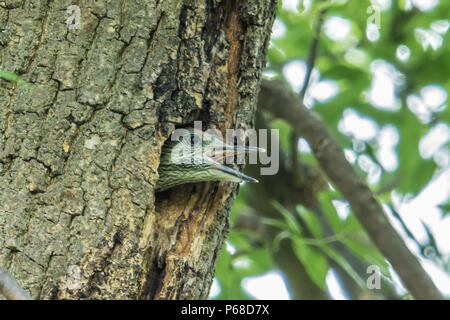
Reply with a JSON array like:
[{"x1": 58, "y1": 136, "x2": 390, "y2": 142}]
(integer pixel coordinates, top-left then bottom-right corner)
[{"x1": 0, "y1": 0, "x2": 276, "y2": 299}]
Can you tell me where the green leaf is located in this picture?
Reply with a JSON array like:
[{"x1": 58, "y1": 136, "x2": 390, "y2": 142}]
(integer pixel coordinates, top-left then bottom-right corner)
[
  {"x1": 272, "y1": 201, "x2": 302, "y2": 235},
  {"x1": 246, "y1": 249, "x2": 273, "y2": 274},
  {"x1": 260, "y1": 217, "x2": 290, "y2": 231},
  {"x1": 292, "y1": 239, "x2": 329, "y2": 291},
  {"x1": 343, "y1": 212, "x2": 365, "y2": 234},
  {"x1": 341, "y1": 238, "x2": 390, "y2": 277},
  {"x1": 322, "y1": 245, "x2": 366, "y2": 289},
  {"x1": 318, "y1": 191, "x2": 345, "y2": 233},
  {"x1": 396, "y1": 111, "x2": 437, "y2": 195},
  {"x1": 296, "y1": 205, "x2": 323, "y2": 237}
]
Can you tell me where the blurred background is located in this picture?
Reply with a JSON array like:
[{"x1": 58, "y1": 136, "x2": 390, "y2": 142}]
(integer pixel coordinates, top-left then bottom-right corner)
[{"x1": 210, "y1": 0, "x2": 450, "y2": 300}]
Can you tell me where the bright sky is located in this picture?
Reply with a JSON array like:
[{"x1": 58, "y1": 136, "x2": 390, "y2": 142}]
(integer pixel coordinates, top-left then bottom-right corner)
[{"x1": 211, "y1": 0, "x2": 449, "y2": 300}]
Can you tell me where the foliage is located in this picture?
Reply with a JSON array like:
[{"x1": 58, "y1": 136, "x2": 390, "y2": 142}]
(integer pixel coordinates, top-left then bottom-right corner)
[{"x1": 214, "y1": 0, "x2": 449, "y2": 299}]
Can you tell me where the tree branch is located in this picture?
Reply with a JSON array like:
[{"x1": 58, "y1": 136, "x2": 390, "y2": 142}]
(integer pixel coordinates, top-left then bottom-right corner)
[
  {"x1": 258, "y1": 79, "x2": 443, "y2": 300},
  {"x1": 0, "y1": 267, "x2": 33, "y2": 300}
]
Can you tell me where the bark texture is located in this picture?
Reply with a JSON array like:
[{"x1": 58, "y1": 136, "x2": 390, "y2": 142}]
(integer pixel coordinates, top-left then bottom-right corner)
[{"x1": 0, "y1": 0, "x2": 276, "y2": 299}]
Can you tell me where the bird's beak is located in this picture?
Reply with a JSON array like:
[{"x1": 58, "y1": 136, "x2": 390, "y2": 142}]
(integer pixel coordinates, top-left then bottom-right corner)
[
  {"x1": 216, "y1": 163, "x2": 259, "y2": 183},
  {"x1": 211, "y1": 144, "x2": 264, "y2": 183},
  {"x1": 227, "y1": 145, "x2": 265, "y2": 153}
]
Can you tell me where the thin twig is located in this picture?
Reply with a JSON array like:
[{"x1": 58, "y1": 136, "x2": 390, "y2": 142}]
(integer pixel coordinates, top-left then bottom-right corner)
[
  {"x1": 0, "y1": 267, "x2": 33, "y2": 300},
  {"x1": 299, "y1": 8, "x2": 327, "y2": 99}
]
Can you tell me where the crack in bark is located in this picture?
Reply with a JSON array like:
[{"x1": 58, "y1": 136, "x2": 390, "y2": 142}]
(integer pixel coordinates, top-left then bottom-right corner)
[
  {"x1": 25, "y1": 0, "x2": 54, "y2": 74},
  {"x1": 139, "y1": 12, "x2": 165, "y2": 76}
]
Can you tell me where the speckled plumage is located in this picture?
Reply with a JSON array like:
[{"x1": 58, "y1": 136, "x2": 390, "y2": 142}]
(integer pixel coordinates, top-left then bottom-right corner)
[{"x1": 156, "y1": 128, "x2": 261, "y2": 191}]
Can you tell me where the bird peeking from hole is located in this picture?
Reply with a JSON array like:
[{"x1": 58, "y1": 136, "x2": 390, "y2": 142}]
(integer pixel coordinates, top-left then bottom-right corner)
[{"x1": 156, "y1": 128, "x2": 264, "y2": 191}]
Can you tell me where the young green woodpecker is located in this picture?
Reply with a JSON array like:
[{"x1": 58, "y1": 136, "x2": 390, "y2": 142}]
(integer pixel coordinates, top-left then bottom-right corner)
[{"x1": 156, "y1": 128, "x2": 262, "y2": 191}]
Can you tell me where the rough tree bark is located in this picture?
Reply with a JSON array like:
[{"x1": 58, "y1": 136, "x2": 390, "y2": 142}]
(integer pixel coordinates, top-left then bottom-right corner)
[{"x1": 0, "y1": 0, "x2": 276, "y2": 299}]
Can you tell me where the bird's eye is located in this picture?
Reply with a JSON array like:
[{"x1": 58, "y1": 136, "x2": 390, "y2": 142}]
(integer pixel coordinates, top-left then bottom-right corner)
[{"x1": 190, "y1": 134, "x2": 200, "y2": 145}]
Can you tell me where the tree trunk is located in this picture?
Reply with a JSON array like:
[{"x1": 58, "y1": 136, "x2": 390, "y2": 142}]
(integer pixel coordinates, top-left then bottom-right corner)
[{"x1": 0, "y1": 0, "x2": 276, "y2": 299}]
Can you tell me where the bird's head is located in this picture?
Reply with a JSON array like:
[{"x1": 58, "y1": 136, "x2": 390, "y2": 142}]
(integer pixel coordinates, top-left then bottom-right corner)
[{"x1": 156, "y1": 128, "x2": 263, "y2": 191}]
